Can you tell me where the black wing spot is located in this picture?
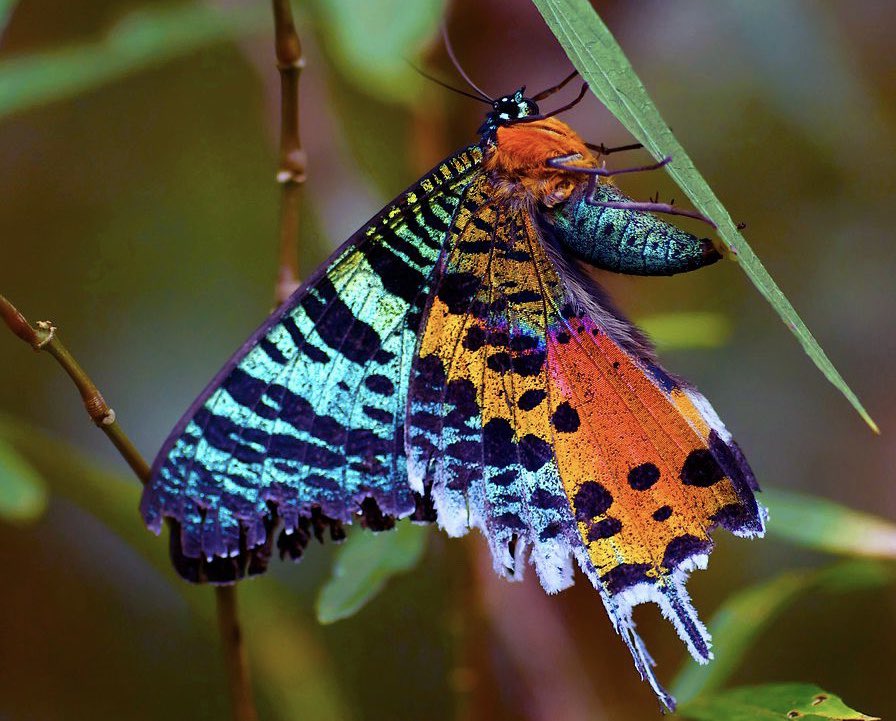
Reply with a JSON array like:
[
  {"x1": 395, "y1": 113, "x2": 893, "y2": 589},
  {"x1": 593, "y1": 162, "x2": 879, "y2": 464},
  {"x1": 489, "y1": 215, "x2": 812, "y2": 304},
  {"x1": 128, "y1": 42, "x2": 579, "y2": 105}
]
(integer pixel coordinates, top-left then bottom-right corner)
[
  {"x1": 588, "y1": 517, "x2": 622, "y2": 541},
  {"x1": 518, "y1": 389, "x2": 546, "y2": 411},
  {"x1": 628, "y1": 462, "x2": 660, "y2": 491},
  {"x1": 574, "y1": 481, "x2": 612, "y2": 521},
  {"x1": 551, "y1": 401, "x2": 580, "y2": 433},
  {"x1": 680, "y1": 449, "x2": 725, "y2": 487}
]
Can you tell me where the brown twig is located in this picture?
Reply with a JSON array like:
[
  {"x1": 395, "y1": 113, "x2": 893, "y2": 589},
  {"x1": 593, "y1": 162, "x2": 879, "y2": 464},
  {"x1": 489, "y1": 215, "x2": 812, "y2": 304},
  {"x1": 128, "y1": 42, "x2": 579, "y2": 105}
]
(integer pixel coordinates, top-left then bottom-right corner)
[
  {"x1": 217, "y1": 585, "x2": 259, "y2": 721},
  {"x1": 0, "y1": 293, "x2": 260, "y2": 721},
  {"x1": 0, "y1": 294, "x2": 150, "y2": 483},
  {"x1": 272, "y1": 0, "x2": 306, "y2": 305}
]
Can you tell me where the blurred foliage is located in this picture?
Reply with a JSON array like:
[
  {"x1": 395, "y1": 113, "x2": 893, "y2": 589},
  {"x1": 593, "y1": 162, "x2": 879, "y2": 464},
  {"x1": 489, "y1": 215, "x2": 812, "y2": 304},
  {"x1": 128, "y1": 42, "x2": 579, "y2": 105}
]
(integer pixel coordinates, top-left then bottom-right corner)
[
  {"x1": 0, "y1": 414, "x2": 349, "y2": 721},
  {"x1": 0, "y1": 0, "x2": 15, "y2": 36},
  {"x1": 764, "y1": 488, "x2": 896, "y2": 559},
  {"x1": 316, "y1": 520, "x2": 429, "y2": 624},
  {"x1": 531, "y1": 0, "x2": 877, "y2": 432},
  {"x1": 671, "y1": 561, "x2": 893, "y2": 705},
  {"x1": 1, "y1": 0, "x2": 894, "y2": 720},
  {"x1": 677, "y1": 683, "x2": 879, "y2": 721},
  {"x1": 0, "y1": 436, "x2": 47, "y2": 522},
  {"x1": 0, "y1": 3, "x2": 270, "y2": 119},
  {"x1": 305, "y1": 0, "x2": 445, "y2": 105},
  {"x1": 639, "y1": 311, "x2": 732, "y2": 351}
]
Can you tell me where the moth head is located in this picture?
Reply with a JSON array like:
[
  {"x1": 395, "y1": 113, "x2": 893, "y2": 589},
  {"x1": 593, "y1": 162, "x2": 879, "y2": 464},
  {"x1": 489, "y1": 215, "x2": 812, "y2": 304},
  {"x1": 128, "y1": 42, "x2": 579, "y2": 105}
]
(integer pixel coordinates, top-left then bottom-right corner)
[
  {"x1": 479, "y1": 88, "x2": 540, "y2": 137},
  {"x1": 493, "y1": 88, "x2": 539, "y2": 122}
]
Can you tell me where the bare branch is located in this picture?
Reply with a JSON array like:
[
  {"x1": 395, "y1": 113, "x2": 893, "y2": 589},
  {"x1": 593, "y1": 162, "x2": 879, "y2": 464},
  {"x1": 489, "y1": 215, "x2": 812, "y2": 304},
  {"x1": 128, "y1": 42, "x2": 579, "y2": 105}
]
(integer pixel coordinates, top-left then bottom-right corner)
[
  {"x1": 0, "y1": 294, "x2": 150, "y2": 483},
  {"x1": 272, "y1": 0, "x2": 306, "y2": 304}
]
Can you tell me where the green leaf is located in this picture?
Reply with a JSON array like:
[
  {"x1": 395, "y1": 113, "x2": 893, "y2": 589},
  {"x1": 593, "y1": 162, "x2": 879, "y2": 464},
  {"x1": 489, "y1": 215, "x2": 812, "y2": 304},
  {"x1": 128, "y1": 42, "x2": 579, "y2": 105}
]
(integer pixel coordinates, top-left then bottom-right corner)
[
  {"x1": 530, "y1": 0, "x2": 877, "y2": 433},
  {"x1": 0, "y1": 437, "x2": 48, "y2": 523},
  {"x1": 0, "y1": 3, "x2": 270, "y2": 120},
  {"x1": 316, "y1": 520, "x2": 429, "y2": 624},
  {"x1": 677, "y1": 683, "x2": 879, "y2": 721},
  {"x1": 638, "y1": 311, "x2": 732, "y2": 350},
  {"x1": 764, "y1": 488, "x2": 896, "y2": 559},
  {"x1": 671, "y1": 561, "x2": 893, "y2": 704},
  {"x1": 305, "y1": 0, "x2": 445, "y2": 104}
]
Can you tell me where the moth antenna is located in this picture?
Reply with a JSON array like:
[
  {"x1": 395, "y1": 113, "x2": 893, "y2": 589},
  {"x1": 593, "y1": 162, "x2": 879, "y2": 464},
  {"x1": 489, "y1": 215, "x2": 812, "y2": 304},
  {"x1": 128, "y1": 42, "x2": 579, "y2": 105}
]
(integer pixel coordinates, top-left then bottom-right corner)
[
  {"x1": 517, "y1": 82, "x2": 589, "y2": 124},
  {"x1": 531, "y1": 69, "x2": 578, "y2": 101},
  {"x1": 406, "y1": 61, "x2": 492, "y2": 104},
  {"x1": 441, "y1": 23, "x2": 493, "y2": 102}
]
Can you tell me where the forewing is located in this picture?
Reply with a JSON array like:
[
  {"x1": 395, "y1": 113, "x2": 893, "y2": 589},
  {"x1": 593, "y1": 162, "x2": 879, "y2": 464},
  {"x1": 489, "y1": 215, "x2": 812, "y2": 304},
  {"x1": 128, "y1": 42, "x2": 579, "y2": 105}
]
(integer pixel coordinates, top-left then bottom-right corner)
[
  {"x1": 142, "y1": 147, "x2": 483, "y2": 582},
  {"x1": 407, "y1": 181, "x2": 764, "y2": 707}
]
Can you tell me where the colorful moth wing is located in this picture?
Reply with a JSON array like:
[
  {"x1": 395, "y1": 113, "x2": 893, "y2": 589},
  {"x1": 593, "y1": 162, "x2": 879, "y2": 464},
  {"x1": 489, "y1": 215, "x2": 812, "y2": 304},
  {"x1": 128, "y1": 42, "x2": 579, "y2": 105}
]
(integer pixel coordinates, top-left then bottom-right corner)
[
  {"x1": 407, "y1": 170, "x2": 764, "y2": 708},
  {"x1": 141, "y1": 146, "x2": 482, "y2": 582}
]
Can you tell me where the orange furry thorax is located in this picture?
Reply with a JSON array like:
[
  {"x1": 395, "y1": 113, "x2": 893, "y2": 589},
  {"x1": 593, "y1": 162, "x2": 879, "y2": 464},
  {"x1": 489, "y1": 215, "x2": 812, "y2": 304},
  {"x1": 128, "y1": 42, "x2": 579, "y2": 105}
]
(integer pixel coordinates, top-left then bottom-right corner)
[{"x1": 483, "y1": 117, "x2": 597, "y2": 207}]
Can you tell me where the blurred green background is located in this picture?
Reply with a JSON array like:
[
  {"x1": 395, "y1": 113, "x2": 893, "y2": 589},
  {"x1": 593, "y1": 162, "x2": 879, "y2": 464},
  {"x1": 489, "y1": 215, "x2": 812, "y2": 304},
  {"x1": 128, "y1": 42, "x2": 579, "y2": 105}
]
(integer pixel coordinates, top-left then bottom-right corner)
[{"x1": 1, "y1": 1, "x2": 894, "y2": 720}]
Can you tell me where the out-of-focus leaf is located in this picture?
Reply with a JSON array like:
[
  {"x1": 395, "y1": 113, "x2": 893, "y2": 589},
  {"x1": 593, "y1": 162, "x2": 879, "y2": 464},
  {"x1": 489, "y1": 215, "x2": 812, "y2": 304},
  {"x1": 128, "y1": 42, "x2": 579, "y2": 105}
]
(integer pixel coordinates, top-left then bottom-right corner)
[
  {"x1": 677, "y1": 683, "x2": 879, "y2": 721},
  {"x1": 638, "y1": 311, "x2": 732, "y2": 350},
  {"x1": 0, "y1": 436, "x2": 48, "y2": 522},
  {"x1": 0, "y1": 3, "x2": 270, "y2": 119},
  {"x1": 531, "y1": 0, "x2": 877, "y2": 433},
  {"x1": 306, "y1": 0, "x2": 445, "y2": 104},
  {"x1": 0, "y1": 414, "x2": 349, "y2": 721},
  {"x1": 764, "y1": 488, "x2": 896, "y2": 559},
  {"x1": 0, "y1": 0, "x2": 16, "y2": 38},
  {"x1": 671, "y1": 561, "x2": 893, "y2": 704},
  {"x1": 317, "y1": 520, "x2": 429, "y2": 624}
]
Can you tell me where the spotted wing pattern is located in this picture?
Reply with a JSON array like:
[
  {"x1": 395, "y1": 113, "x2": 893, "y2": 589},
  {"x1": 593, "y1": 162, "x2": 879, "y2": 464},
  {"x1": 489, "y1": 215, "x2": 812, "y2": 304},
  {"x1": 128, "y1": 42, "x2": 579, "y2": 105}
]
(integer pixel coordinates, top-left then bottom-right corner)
[
  {"x1": 407, "y1": 175, "x2": 764, "y2": 707},
  {"x1": 142, "y1": 146, "x2": 483, "y2": 583}
]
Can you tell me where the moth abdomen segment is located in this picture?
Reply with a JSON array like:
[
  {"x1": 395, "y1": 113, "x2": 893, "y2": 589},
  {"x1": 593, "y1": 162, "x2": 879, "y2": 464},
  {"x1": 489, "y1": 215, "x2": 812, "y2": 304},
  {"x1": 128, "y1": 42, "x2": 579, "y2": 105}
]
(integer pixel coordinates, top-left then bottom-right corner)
[{"x1": 543, "y1": 184, "x2": 721, "y2": 276}]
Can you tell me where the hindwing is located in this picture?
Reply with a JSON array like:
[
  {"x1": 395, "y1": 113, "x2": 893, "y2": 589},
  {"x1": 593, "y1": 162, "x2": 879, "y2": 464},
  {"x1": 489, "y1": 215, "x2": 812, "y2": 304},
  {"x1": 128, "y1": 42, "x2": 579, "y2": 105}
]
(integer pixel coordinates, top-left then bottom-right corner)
[{"x1": 406, "y1": 175, "x2": 764, "y2": 706}]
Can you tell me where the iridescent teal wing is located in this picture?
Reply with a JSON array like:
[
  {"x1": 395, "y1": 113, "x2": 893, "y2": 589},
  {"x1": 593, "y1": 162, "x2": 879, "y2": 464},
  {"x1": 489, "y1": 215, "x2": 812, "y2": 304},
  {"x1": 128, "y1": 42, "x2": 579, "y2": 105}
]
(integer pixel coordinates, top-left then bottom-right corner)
[{"x1": 142, "y1": 146, "x2": 483, "y2": 583}]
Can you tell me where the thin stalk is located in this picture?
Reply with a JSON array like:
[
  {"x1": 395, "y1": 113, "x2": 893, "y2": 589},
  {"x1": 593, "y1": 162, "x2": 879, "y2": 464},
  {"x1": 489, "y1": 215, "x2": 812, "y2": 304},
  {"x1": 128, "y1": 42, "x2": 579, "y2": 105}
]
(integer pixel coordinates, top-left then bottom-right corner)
[
  {"x1": 217, "y1": 586, "x2": 259, "y2": 721},
  {"x1": 272, "y1": 0, "x2": 306, "y2": 305},
  {"x1": 0, "y1": 294, "x2": 150, "y2": 483}
]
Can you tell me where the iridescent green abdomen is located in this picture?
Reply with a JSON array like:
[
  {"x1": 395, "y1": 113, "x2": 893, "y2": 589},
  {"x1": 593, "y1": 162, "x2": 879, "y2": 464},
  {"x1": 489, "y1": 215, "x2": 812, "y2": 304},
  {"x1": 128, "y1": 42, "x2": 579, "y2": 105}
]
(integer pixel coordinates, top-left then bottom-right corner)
[{"x1": 544, "y1": 184, "x2": 721, "y2": 276}]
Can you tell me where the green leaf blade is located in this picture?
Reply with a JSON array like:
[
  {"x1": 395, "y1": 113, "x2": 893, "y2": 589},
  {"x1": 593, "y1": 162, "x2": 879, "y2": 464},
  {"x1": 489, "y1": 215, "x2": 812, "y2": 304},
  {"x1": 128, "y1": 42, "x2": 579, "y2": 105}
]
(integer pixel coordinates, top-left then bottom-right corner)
[
  {"x1": 316, "y1": 520, "x2": 429, "y2": 624},
  {"x1": 677, "y1": 683, "x2": 879, "y2": 721},
  {"x1": 531, "y1": 0, "x2": 877, "y2": 432}
]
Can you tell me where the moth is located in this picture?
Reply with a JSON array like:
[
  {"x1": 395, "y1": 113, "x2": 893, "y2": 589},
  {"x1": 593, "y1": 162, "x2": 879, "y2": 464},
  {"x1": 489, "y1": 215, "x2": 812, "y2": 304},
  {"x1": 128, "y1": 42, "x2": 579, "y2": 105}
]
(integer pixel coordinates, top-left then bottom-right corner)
[{"x1": 142, "y1": 69, "x2": 765, "y2": 709}]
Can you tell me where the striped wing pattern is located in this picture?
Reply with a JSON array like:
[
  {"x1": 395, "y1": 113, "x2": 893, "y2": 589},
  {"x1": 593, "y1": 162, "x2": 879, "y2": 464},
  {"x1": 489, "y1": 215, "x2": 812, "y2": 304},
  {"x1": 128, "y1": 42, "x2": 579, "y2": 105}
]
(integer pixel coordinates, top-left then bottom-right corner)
[
  {"x1": 407, "y1": 176, "x2": 764, "y2": 706},
  {"x1": 142, "y1": 146, "x2": 482, "y2": 582}
]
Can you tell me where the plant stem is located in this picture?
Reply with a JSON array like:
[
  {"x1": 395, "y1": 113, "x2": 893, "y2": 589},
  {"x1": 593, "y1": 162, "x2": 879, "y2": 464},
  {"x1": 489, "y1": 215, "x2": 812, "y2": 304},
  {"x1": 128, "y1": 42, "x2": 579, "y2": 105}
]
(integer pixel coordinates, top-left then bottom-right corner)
[
  {"x1": 272, "y1": 0, "x2": 306, "y2": 305},
  {"x1": 0, "y1": 294, "x2": 151, "y2": 483},
  {"x1": 217, "y1": 586, "x2": 260, "y2": 721},
  {"x1": 0, "y1": 293, "x2": 259, "y2": 721}
]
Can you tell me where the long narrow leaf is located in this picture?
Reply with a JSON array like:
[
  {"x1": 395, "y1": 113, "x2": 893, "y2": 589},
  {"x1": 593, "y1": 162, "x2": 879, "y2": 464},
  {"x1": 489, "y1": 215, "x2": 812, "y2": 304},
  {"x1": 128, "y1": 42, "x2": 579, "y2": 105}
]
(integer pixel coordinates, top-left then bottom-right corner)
[
  {"x1": 677, "y1": 683, "x2": 879, "y2": 721},
  {"x1": 531, "y1": 0, "x2": 877, "y2": 432}
]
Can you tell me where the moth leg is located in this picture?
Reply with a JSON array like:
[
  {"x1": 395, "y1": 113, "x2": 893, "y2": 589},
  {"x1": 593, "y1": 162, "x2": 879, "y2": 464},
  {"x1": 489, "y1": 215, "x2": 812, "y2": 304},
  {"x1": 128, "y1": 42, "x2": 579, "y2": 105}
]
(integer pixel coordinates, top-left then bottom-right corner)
[
  {"x1": 548, "y1": 155, "x2": 717, "y2": 229},
  {"x1": 585, "y1": 140, "x2": 644, "y2": 156}
]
